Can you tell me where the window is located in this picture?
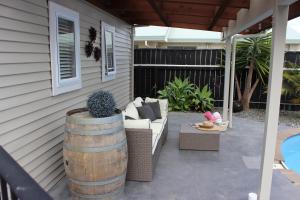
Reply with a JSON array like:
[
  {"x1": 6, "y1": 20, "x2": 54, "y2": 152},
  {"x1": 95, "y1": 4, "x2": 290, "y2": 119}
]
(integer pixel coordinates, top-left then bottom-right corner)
[
  {"x1": 49, "y1": 2, "x2": 81, "y2": 96},
  {"x1": 102, "y1": 22, "x2": 116, "y2": 81}
]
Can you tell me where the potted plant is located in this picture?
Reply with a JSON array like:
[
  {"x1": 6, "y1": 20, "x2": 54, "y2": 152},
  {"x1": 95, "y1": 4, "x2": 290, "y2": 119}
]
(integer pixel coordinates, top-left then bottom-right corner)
[{"x1": 63, "y1": 90, "x2": 127, "y2": 200}]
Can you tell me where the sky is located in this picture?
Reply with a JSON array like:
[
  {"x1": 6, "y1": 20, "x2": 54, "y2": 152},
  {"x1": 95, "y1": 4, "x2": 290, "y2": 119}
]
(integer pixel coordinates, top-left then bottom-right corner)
[
  {"x1": 135, "y1": 17, "x2": 300, "y2": 42},
  {"x1": 288, "y1": 17, "x2": 300, "y2": 32}
]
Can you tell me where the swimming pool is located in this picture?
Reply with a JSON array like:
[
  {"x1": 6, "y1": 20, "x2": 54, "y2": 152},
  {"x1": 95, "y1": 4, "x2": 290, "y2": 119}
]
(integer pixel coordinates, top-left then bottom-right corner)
[{"x1": 281, "y1": 134, "x2": 300, "y2": 174}]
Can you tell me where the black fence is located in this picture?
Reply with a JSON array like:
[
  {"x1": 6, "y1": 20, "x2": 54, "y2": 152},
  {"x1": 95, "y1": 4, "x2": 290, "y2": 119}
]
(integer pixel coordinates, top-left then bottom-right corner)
[
  {"x1": 134, "y1": 48, "x2": 223, "y2": 66},
  {"x1": 134, "y1": 49, "x2": 300, "y2": 111},
  {"x1": 0, "y1": 146, "x2": 52, "y2": 200}
]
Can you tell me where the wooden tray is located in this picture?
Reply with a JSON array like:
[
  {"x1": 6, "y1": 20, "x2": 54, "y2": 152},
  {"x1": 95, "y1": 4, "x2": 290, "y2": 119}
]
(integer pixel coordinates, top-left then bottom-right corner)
[{"x1": 193, "y1": 121, "x2": 229, "y2": 132}]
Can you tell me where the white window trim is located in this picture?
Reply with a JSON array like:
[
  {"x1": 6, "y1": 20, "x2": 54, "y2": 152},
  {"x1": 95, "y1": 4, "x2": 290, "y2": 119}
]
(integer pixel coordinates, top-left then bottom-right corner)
[
  {"x1": 49, "y1": 2, "x2": 81, "y2": 96},
  {"x1": 101, "y1": 22, "x2": 116, "y2": 82}
]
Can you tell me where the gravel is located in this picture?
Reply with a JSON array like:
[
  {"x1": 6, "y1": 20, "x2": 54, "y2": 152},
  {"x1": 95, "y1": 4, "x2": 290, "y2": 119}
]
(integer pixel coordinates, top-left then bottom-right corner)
[
  {"x1": 233, "y1": 109, "x2": 300, "y2": 128},
  {"x1": 212, "y1": 107, "x2": 300, "y2": 127}
]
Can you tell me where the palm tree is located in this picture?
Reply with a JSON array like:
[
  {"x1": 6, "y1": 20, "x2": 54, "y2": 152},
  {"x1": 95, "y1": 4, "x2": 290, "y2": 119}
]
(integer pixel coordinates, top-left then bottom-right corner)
[
  {"x1": 235, "y1": 33, "x2": 272, "y2": 111},
  {"x1": 282, "y1": 61, "x2": 300, "y2": 99}
]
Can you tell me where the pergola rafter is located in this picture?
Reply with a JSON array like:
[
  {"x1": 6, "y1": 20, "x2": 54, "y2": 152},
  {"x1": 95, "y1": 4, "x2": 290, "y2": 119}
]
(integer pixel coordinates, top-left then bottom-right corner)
[
  {"x1": 146, "y1": 0, "x2": 171, "y2": 26},
  {"x1": 208, "y1": 0, "x2": 231, "y2": 30}
]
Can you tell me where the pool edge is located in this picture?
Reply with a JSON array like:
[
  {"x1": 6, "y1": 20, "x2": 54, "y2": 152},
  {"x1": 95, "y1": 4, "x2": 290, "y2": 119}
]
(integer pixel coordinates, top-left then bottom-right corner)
[{"x1": 275, "y1": 128, "x2": 300, "y2": 186}]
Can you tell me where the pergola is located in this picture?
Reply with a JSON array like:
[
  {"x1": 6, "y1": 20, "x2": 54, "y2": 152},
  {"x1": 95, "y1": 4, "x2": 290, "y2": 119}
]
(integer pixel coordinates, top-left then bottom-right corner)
[{"x1": 88, "y1": 0, "x2": 300, "y2": 199}]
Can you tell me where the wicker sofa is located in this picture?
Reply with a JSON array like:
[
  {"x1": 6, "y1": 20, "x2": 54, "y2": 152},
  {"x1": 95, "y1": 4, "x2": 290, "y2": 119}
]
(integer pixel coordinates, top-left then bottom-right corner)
[{"x1": 122, "y1": 97, "x2": 168, "y2": 181}]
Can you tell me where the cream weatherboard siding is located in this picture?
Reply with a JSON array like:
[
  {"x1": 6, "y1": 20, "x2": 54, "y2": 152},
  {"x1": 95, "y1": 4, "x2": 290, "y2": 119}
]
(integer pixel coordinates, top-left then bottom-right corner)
[{"x1": 0, "y1": 0, "x2": 133, "y2": 191}]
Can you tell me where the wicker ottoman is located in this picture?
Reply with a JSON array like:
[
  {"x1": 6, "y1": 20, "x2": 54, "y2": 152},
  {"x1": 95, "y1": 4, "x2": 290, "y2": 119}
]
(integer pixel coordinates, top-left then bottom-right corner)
[{"x1": 179, "y1": 124, "x2": 220, "y2": 151}]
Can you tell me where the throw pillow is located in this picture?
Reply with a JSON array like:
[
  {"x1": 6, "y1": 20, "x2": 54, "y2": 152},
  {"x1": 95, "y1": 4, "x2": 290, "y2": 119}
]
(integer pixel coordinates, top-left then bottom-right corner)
[
  {"x1": 136, "y1": 104, "x2": 156, "y2": 121},
  {"x1": 145, "y1": 97, "x2": 168, "y2": 117},
  {"x1": 142, "y1": 101, "x2": 162, "y2": 119},
  {"x1": 125, "y1": 102, "x2": 139, "y2": 119},
  {"x1": 125, "y1": 116, "x2": 135, "y2": 120},
  {"x1": 133, "y1": 97, "x2": 144, "y2": 107}
]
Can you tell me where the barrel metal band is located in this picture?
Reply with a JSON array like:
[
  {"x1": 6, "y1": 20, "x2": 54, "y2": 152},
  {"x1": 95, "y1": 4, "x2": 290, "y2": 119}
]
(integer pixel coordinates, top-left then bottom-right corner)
[
  {"x1": 69, "y1": 174, "x2": 126, "y2": 186},
  {"x1": 66, "y1": 113, "x2": 123, "y2": 125},
  {"x1": 63, "y1": 138, "x2": 127, "y2": 152},
  {"x1": 65, "y1": 125, "x2": 124, "y2": 136},
  {"x1": 71, "y1": 186, "x2": 123, "y2": 199}
]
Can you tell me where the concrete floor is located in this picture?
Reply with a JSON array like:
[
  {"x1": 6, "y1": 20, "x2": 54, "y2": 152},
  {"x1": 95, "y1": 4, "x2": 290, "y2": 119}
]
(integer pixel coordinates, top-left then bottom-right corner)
[{"x1": 49, "y1": 112, "x2": 300, "y2": 200}]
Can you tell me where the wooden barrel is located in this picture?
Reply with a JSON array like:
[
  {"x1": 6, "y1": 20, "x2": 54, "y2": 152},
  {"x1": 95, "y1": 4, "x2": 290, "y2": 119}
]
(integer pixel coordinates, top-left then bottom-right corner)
[{"x1": 63, "y1": 108, "x2": 127, "y2": 200}]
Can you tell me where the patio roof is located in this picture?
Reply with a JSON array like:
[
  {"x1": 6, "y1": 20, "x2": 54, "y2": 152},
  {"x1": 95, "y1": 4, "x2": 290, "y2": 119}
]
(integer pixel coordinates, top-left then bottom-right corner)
[
  {"x1": 85, "y1": 1, "x2": 298, "y2": 199},
  {"x1": 87, "y1": 0, "x2": 300, "y2": 33}
]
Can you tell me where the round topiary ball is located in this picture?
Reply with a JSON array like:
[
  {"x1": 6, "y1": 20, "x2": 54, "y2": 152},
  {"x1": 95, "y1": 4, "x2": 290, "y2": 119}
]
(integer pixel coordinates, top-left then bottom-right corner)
[{"x1": 87, "y1": 91, "x2": 116, "y2": 118}]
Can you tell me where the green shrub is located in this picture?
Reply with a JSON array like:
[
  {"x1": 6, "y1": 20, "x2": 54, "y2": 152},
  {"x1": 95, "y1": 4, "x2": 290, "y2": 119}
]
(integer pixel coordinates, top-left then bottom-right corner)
[
  {"x1": 87, "y1": 90, "x2": 116, "y2": 118},
  {"x1": 158, "y1": 78, "x2": 215, "y2": 112},
  {"x1": 158, "y1": 77, "x2": 194, "y2": 111},
  {"x1": 192, "y1": 85, "x2": 214, "y2": 112}
]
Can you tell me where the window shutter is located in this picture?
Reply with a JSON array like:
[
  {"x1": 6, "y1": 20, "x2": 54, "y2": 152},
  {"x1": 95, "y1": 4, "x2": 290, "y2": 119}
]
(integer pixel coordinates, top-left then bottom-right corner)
[
  {"x1": 105, "y1": 31, "x2": 114, "y2": 73},
  {"x1": 58, "y1": 17, "x2": 76, "y2": 80},
  {"x1": 101, "y1": 22, "x2": 116, "y2": 82}
]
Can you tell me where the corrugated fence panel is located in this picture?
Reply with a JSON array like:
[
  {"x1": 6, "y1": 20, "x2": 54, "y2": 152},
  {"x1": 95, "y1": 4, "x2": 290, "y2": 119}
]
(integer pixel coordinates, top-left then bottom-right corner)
[{"x1": 134, "y1": 49, "x2": 300, "y2": 111}]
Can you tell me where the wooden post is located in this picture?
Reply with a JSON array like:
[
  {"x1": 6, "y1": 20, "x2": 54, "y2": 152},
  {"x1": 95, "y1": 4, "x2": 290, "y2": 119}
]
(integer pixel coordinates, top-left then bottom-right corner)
[
  {"x1": 229, "y1": 39, "x2": 237, "y2": 128},
  {"x1": 222, "y1": 38, "x2": 232, "y2": 121},
  {"x1": 258, "y1": 2, "x2": 289, "y2": 200},
  {"x1": 131, "y1": 26, "x2": 135, "y2": 101}
]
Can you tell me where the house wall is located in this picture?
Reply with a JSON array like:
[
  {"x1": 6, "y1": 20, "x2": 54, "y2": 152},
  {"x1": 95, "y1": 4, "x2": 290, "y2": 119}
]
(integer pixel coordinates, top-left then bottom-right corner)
[
  {"x1": 135, "y1": 41, "x2": 300, "y2": 51},
  {"x1": 286, "y1": 44, "x2": 300, "y2": 51},
  {"x1": 135, "y1": 41, "x2": 225, "y2": 49},
  {"x1": 0, "y1": 0, "x2": 133, "y2": 191}
]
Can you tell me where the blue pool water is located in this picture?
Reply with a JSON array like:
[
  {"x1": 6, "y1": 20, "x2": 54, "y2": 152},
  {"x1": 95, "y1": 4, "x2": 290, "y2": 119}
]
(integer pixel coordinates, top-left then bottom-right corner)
[{"x1": 281, "y1": 134, "x2": 300, "y2": 174}]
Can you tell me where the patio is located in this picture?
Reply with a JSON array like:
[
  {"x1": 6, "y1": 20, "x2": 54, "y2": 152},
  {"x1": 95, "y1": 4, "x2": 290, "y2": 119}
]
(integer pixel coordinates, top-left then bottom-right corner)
[{"x1": 49, "y1": 112, "x2": 300, "y2": 200}]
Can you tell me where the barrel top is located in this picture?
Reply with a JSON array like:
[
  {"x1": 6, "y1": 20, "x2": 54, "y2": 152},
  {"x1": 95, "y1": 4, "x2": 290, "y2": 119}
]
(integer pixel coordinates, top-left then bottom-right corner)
[
  {"x1": 66, "y1": 108, "x2": 123, "y2": 125},
  {"x1": 71, "y1": 111, "x2": 93, "y2": 119}
]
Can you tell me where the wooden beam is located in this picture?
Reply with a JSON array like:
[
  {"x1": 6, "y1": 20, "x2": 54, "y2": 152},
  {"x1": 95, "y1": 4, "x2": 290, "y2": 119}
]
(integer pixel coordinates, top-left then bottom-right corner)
[
  {"x1": 222, "y1": 0, "x2": 274, "y2": 39},
  {"x1": 146, "y1": 0, "x2": 171, "y2": 26},
  {"x1": 86, "y1": 0, "x2": 133, "y2": 24},
  {"x1": 259, "y1": 3, "x2": 289, "y2": 199},
  {"x1": 208, "y1": 0, "x2": 231, "y2": 30},
  {"x1": 163, "y1": 0, "x2": 249, "y2": 9},
  {"x1": 222, "y1": 38, "x2": 232, "y2": 122}
]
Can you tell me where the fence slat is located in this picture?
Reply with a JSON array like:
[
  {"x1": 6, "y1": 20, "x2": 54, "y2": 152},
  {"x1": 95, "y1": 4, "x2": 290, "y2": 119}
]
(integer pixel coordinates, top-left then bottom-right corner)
[{"x1": 134, "y1": 49, "x2": 300, "y2": 111}]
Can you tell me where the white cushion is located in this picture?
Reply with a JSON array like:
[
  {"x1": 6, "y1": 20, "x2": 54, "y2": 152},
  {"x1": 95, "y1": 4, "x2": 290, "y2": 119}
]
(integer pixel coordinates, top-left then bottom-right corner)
[
  {"x1": 150, "y1": 122, "x2": 164, "y2": 154},
  {"x1": 152, "y1": 116, "x2": 167, "y2": 126},
  {"x1": 124, "y1": 119, "x2": 150, "y2": 129},
  {"x1": 133, "y1": 97, "x2": 144, "y2": 107},
  {"x1": 122, "y1": 111, "x2": 126, "y2": 121},
  {"x1": 125, "y1": 102, "x2": 139, "y2": 119},
  {"x1": 145, "y1": 97, "x2": 168, "y2": 118}
]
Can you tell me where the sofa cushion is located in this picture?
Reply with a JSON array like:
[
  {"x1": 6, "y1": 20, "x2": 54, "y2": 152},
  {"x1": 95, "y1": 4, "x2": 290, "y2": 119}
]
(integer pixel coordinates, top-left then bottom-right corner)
[
  {"x1": 125, "y1": 116, "x2": 135, "y2": 120},
  {"x1": 145, "y1": 97, "x2": 168, "y2": 118},
  {"x1": 152, "y1": 116, "x2": 167, "y2": 126},
  {"x1": 136, "y1": 104, "x2": 156, "y2": 121},
  {"x1": 122, "y1": 111, "x2": 126, "y2": 121},
  {"x1": 142, "y1": 101, "x2": 162, "y2": 119},
  {"x1": 124, "y1": 119, "x2": 151, "y2": 129},
  {"x1": 133, "y1": 97, "x2": 144, "y2": 107},
  {"x1": 150, "y1": 122, "x2": 164, "y2": 154},
  {"x1": 125, "y1": 102, "x2": 140, "y2": 120}
]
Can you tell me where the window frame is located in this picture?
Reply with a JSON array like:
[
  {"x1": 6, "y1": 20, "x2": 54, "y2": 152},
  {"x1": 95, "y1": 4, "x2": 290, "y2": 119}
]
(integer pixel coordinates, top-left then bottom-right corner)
[
  {"x1": 49, "y1": 2, "x2": 81, "y2": 96},
  {"x1": 101, "y1": 22, "x2": 116, "y2": 82}
]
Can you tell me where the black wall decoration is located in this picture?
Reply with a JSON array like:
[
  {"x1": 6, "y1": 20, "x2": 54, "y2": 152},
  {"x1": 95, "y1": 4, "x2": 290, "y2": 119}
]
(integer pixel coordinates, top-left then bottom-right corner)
[
  {"x1": 85, "y1": 27, "x2": 101, "y2": 61},
  {"x1": 94, "y1": 47, "x2": 101, "y2": 61},
  {"x1": 89, "y1": 27, "x2": 97, "y2": 42},
  {"x1": 85, "y1": 41, "x2": 94, "y2": 57}
]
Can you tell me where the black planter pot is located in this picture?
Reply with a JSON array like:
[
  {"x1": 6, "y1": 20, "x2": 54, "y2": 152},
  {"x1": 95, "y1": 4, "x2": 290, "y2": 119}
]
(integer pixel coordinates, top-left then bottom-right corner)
[{"x1": 233, "y1": 101, "x2": 243, "y2": 113}]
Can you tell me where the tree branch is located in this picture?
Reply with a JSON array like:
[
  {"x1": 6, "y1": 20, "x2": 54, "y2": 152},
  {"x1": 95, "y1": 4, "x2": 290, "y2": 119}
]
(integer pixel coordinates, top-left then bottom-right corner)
[
  {"x1": 248, "y1": 79, "x2": 260, "y2": 101},
  {"x1": 235, "y1": 75, "x2": 242, "y2": 101}
]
